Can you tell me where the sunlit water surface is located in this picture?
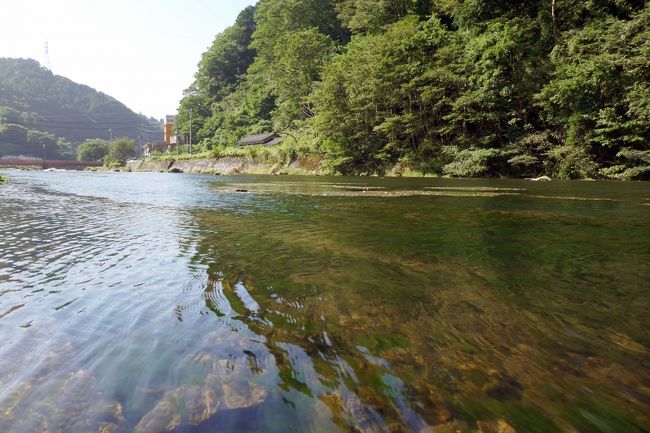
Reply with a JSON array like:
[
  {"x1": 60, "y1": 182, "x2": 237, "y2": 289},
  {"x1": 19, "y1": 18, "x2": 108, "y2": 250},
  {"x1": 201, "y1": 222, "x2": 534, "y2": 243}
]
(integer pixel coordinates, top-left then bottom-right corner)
[{"x1": 0, "y1": 171, "x2": 648, "y2": 433}]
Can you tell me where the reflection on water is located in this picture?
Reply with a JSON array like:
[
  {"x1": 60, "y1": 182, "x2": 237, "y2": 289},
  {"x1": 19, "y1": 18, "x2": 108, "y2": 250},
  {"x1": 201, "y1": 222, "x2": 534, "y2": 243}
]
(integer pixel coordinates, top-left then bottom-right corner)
[{"x1": 0, "y1": 171, "x2": 648, "y2": 433}]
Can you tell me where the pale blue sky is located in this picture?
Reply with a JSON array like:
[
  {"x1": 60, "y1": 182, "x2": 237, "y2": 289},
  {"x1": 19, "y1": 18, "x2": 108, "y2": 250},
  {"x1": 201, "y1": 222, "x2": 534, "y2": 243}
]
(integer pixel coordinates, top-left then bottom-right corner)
[{"x1": 0, "y1": 0, "x2": 257, "y2": 119}]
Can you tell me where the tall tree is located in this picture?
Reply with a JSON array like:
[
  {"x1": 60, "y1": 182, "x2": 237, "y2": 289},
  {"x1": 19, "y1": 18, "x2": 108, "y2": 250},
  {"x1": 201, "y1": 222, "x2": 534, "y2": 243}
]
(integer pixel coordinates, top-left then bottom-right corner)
[{"x1": 537, "y1": 5, "x2": 650, "y2": 178}]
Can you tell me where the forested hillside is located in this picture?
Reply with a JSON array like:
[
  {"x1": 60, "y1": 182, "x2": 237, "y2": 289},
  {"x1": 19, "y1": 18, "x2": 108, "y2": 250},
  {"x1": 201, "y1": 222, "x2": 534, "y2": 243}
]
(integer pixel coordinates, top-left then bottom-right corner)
[
  {"x1": 178, "y1": 0, "x2": 649, "y2": 179},
  {"x1": 0, "y1": 58, "x2": 161, "y2": 159}
]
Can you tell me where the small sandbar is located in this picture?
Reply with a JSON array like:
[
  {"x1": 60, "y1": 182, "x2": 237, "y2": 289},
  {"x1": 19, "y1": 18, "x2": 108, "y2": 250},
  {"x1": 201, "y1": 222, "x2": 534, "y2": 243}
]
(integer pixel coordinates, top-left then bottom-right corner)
[
  {"x1": 424, "y1": 186, "x2": 527, "y2": 192},
  {"x1": 524, "y1": 194, "x2": 618, "y2": 202},
  {"x1": 219, "y1": 189, "x2": 521, "y2": 198},
  {"x1": 217, "y1": 182, "x2": 387, "y2": 192}
]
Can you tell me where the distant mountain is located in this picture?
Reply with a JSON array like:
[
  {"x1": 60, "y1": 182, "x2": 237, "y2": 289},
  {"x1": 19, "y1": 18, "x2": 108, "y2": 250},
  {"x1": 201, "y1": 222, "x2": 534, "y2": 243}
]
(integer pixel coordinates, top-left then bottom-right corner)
[{"x1": 0, "y1": 58, "x2": 161, "y2": 159}]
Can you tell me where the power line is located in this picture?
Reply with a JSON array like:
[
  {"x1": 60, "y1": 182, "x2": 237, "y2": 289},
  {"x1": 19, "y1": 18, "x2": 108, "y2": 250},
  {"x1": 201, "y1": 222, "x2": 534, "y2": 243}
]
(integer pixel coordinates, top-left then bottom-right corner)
[
  {"x1": 1, "y1": 125, "x2": 161, "y2": 147},
  {"x1": 1, "y1": 116, "x2": 156, "y2": 126},
  {"x1": 1, "y1": 117, "x2": 160, "y2": 130},
  {"x1": 0, "y1": 111, "x2": 159, "y2": 119},
  {"x1": 2, "y1": 123, "x2": 153, "y2": 131},
  {"x1": 0, "y1": 113, "x2": 159, "y2": 124}
]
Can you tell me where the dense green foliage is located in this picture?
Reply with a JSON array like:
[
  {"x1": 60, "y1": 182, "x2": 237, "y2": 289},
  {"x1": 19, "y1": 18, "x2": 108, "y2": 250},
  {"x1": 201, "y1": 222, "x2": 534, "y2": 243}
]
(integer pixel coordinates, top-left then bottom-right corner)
[
  {"x1": 106, "y1": 137, "x2": 136, "y2": 166},
  {"x1": 76, "y1": 139, "x2": 110, "y2": 162},
  {"x1": 0, "y1": 58, "x2": 160, "y2": 159},
  {"x1": 178, "y1": 0, "x2": 649, "y2": 179}
]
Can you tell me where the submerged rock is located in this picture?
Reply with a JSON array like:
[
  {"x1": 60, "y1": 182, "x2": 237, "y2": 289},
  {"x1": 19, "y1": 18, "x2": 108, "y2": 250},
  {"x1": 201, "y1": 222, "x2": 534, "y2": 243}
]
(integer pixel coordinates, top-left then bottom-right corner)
[
  {"x1": 183, "y1": 386, "x2": 220, "y2": 425},
  {"x1": 320, "y1": 390, "x2": 390, "y2": 433},
  {"x1": 425, "y1": 387, "x2": 451, "y2": 424},
  {"x1": 477, "y1": 419, "x2": 517, "y2": 433},
  {"x1": 482, "y1": 374, "x2": 523, "y2": 401},
  {"x1": 97, "y1": 422, "x2": 120, "y2": 433},
  {"x1": 134, "y1": 377, "x2": 268, "y2": 433},
  {"x1": 223, "y1": 381, "x2": 267, "y2": 409},
  {"x1": 134, "y1": 391, "x2": 182, "y2": 433},
  {"x1": 427, "y1": 420, "x2": 471, "y2": 433},
  {"x1": 0, "y1": 369, "x2": 125, "y2": 433}
]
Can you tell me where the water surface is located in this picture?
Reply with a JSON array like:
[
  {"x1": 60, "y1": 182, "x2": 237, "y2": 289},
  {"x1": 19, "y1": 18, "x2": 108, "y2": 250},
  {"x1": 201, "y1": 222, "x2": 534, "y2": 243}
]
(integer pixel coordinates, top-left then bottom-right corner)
[{"x1": 0, "y1": 171, "x2": 648, "y2": 433}]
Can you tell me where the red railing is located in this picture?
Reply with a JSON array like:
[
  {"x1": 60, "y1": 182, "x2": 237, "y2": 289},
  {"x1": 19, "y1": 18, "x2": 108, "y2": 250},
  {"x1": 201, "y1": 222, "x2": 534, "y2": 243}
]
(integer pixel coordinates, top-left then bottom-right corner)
[{"x1": 0, "y1": 159, "x2": 103, "y2": 169}]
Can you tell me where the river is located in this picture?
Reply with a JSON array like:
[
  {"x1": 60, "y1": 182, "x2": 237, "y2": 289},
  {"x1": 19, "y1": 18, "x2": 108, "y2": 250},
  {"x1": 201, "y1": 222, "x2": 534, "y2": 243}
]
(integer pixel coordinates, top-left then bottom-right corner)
[{"x1": 0, "y1": 170, "x2": 648, "y2": 433}]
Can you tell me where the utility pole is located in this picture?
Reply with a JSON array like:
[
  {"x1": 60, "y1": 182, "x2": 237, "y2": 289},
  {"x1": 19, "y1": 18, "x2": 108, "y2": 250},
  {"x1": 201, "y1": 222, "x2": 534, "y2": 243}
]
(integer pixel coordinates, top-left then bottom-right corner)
[
  {"x1": 189, "y1": 109, "x2": 193, "y2": 155},
  {"x1": 109, "y1": 128, "x2": 113, "y2": 143}
]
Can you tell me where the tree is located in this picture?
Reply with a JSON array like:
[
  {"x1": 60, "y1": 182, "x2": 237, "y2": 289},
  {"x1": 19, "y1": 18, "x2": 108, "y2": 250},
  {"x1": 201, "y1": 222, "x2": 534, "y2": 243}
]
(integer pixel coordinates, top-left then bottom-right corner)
[
  {"x1": 269, "y1": 29, "x2": 333, "y2": 129},
  {"x1": 315, "y1": 17, "x2": 453, "y2": 174},
  {"x1": 252, "y1": 0, "x2": 344, "y2": 60},
  {"x1": 194, "y1": 6, "x2": 256, "y2": 100},
  {"x1": 106, "y1": 137, "x2": 135, "y2": 166},
  {"x1": 246, "y1": 0, "x2": 343, "y2": 134},
  {"x1": 536, "y1": 5, "x2": 650, "y2": 178},
  {"x1": 336, "y1": 0, "x2": 415, "y2": 33},
  {"x1": 76, "y1": 139, "x2": 109, "y2": 161}
]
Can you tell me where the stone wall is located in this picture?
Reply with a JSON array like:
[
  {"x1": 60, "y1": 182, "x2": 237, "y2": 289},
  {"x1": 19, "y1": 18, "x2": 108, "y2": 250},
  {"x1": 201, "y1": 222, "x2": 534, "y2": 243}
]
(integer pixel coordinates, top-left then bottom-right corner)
[
  {"x1": 126, "y1": 156, "x2": 323, "y2": 176},
  {"x1": 125, "y1": 160, "x2": 173, "y2": 172}
]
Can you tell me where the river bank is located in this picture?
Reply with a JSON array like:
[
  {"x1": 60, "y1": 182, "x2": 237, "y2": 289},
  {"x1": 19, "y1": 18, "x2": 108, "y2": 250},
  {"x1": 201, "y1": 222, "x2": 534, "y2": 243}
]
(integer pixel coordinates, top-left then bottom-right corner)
[
  {"x1": 124, "y1": 155, "x2": 326, "y2": 176},
  {"x1": 124, "y1": 155, "x2": 431, "y2": 177},
  {"x1": 121, "y1": 157, "x2": 563, "y2": 181}
]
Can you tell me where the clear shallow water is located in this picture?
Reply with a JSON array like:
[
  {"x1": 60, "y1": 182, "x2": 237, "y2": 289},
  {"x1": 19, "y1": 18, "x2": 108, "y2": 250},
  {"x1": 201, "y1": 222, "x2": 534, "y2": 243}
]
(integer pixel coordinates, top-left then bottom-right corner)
[{"x1": 0, "y1": 170, "x2": 648, "y2": 433}]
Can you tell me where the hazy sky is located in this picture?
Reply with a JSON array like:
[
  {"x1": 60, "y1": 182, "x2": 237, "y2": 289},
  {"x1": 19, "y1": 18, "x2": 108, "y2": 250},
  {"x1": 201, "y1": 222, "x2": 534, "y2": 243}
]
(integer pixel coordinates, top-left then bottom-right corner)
[{"x1": 0, "y1": 0, "x2": 257, "y2": 119}]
